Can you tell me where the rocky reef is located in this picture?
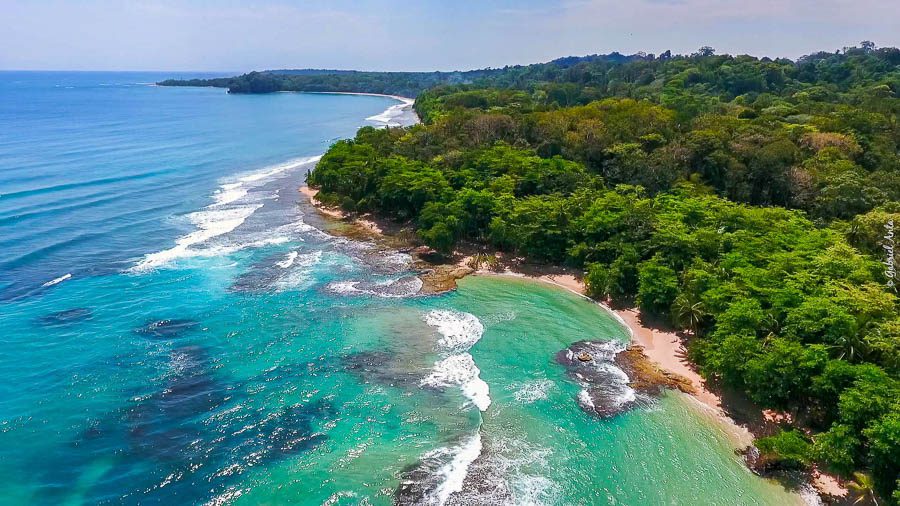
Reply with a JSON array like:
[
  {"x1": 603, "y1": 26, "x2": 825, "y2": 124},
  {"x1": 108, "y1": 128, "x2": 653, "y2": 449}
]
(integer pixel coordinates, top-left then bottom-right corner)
[{"x1": 556, "y1": 340, "x2": 695, "y2": 418}]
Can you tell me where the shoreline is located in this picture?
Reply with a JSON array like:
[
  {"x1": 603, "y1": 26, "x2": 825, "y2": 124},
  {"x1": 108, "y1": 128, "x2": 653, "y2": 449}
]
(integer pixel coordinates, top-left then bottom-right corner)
[
  {"x1": 296, "y1": 189, "x2": 753, "y2": 444},
  {"x1": 297, "y1": 187, "x2": 838, "y2": 503},
  {"x1": 298, "y1": 90, "x2": 416, "y2": 105},
  {"x1": 475, "y1": 270, "x2": 757, "y2": 446},
  {"x1": 300, "y1": 90, "x2": 420, "y2": 130}
]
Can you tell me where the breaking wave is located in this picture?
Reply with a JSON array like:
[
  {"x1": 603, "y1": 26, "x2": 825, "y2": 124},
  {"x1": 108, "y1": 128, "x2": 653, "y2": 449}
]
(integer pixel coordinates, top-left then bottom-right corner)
[
  {"x1": 130, "y1": 156, "x2": 320, "y2": 272},
  {"x1": 422, "y1": 354, "x2": 491, "y2": 412},
  {"x1": 433, "y1": 433, "x2": 483, "y2": 505},
  {"x1": 413, "y1": 310, "x2": 491, "y2": 504},
  {"x1": 366, "y1": 97, "x2": 415, "y2": 127},
  {"x1": 41, "y1": 273, "x2": 72, "y2": 287},
  {"x1": 424, "y1": 310, "x2": 484, "y2": 351},
  {"x1": 421, "y1": 309, "x2": 490, "y2": 411},
  {"x1": 327, "y1": 276, "x2": 423, "y2": 298}
]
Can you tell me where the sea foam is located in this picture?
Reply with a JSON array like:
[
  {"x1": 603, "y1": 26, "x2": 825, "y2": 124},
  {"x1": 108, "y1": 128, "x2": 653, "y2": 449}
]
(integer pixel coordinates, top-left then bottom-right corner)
[
  {"x1": 413, "y1": 310, "x2": 491, "y2": 503},
  {"x1": 276, "y1": 251, "x2": 299, "y2": 269},
  {"x1": 431, "y1": 433, "x2": 483, "y2": 505},
  {"x1": 422, "y1": 354, "x2": 491, "y2": 411},
  {"x1": 327, "y1": 276, "x2": 423, "y2": 298},
  {"x1": 41, "y1": 273, "x2": 72, "y2": 287},
  {"x1": 424, "y1": 309, "x2": 484, "y2": 351},
  {"x1": 513, "y1": 379, "x2": 555, "y2": 404},
  {"x1": 366, "y1": 97, "x2": 415, "y2": 127},
  {"x1": 131, "y1": 155, "x2": 320, "y2": 272},
  {"x1": 421, "y1": 310, "x2": 491, "y2": 411}
]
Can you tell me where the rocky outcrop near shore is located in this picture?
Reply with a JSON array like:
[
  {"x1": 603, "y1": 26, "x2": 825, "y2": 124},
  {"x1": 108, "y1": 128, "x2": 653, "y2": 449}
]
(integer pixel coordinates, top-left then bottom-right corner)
[
  {"x1": 556, "y1": 340, "x2": 695, "y2": 418},
  {"x1": 417, "y1": 264, "x2": 474, "y2": 294}
]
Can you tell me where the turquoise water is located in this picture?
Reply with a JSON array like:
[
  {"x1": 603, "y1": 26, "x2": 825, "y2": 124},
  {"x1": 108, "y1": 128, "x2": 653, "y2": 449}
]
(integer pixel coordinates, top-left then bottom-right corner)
[{"x1": 0, "y1": 72, "x2": 804, "y2": 505}]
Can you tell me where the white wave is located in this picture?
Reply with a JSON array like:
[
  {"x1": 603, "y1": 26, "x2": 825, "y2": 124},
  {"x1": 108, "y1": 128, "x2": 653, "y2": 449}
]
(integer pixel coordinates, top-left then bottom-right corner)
[
  {"x1": 366, "y1": 98, "x2": 415, "y2": 127},
  {"x1": 511, "y1": 476, "x2": 557, "y2": 506},
  {"x1": 327, "y1": 280, "x2": 361, "y2": 294},
  {"x1": 577, "y1": 389, "x2": 595, "y2": 411},
  {"x1": 432, "y1": 433, "x2": 483, "y2": 506},
  {"x1": 41, "y1": 273, "x2": 72, "y2": 287},
  {"x1": 564, "y1": 340, "x2": 625, "y2": 363},
  {"x1": 211, "y1": 183, "x2": 248, "y2": 206},
  {"x1": 422, "y1": 354, "x2": 491, "y2": 412},
  {"x1": 131, "y1": 204, "x2": 262, "y2": 272},
  {"x1": 585, "y1": 344, "x2": 637, "y2": 409},
  {"x1": 276, "y1": 251, "x2": 299, "y2": 269},
  {"x1": 274, "y1": 251, "x2": 324, "y2": 290},
  {"x1": 326, "y1": 276, "x2": 422, "y2": 298},
  {"x1": 494, "y1": 437, "x2": 559, "y2": 506},
  {"x1": 236, "y1": 155, "x2": 321, "y2": 184},
  {"x1": 421, "y1": 310, "x2": 491, "y2": 412},
  {"x1": 424, "y1": 310, "x2": 484, "y2": 351},
  {"x1": 798, "y1": 483, "x2": 825, "y2": 506},
  {"x1": 131, "y1": 155, "x2": 322, "y2": 272},
  {"x1": 572, "y1": 342, "x2": 638, "y2": 413},
  {"x1": 513, "y1": 379, "x2": 554, "y2": 404}
]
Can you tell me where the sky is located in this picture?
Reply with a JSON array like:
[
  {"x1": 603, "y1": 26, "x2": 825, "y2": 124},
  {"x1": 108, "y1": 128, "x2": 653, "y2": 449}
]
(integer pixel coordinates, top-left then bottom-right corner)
[{"x1": 2, "y1": 0, "x2": 898, "y2": 72}]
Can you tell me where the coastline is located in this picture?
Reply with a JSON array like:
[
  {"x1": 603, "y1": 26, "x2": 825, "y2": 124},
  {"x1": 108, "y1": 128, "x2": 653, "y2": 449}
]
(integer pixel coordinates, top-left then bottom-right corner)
[
  {"x1": 295, "y1": 190, "x2": 842, "y2": 503},
  {"x1": 296, "y1": 188, "x2": 752, "y2": 444},
  {"x1": 299, "y1": 90, "x2": 416, "y2": 105},
  {"x1": 475, "y1": 270, "x2": 756, "y2": 446},
  {"x1": 442, "y1": 265, "x2": 745, "y2": 430},
  {"x1": 300, "y1": 91, "x2": 418, "y2": 127},
  {"x1": 463, "y1": 270, "x2": 845, "y2": 502}
]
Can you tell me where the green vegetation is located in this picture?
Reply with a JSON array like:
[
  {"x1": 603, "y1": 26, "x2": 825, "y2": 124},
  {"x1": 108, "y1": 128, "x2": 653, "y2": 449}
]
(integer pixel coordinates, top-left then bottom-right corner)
[
  {"x1": 157, "y1": 67, "x2": 512, "y2": 97},
  {"x1": 158, "y1": 53, "x2": 663, "y2": 96},
  {"x1": 176, "y1": 42, "x2": 900, "y2": 500},
  {"x1": 756, "y1": 429, "x2": 814, "y2": 469}
]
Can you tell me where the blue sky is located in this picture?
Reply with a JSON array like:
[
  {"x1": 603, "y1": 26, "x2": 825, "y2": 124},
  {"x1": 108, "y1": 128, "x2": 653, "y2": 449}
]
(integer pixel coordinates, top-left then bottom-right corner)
[{"x1": 2, "y1": 0, "x2": 898, "y2": 71}]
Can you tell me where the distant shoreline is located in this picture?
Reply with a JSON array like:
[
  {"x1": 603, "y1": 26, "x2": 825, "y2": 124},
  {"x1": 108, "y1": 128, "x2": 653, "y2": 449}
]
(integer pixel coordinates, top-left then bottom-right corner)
[
  {"x1": 297, "y1": 90, "x2": 415, "y2": 105},
  {"x1": 297, "y1": 91, "x2": 419, "y2": 127}
]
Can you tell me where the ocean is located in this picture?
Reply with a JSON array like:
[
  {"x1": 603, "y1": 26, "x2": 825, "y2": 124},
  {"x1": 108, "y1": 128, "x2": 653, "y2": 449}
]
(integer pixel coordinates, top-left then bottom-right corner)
[{"x1": 0, "y1": 71, "x2": 806, "y2": 505}]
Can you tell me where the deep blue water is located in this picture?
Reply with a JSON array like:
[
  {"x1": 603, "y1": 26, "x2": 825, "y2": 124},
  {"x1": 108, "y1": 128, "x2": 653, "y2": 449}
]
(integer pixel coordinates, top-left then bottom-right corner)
[{"x1": 0, "y1": 72, "x2": 392, "y2": 300}]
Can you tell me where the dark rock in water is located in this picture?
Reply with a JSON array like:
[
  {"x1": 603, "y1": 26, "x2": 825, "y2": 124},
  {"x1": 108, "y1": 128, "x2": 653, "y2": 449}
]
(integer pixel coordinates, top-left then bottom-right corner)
[
  {"x1": 556, "y1": 340, "x2": 695, "y2": 418},
  {"x1": 127, "y1": 346, "x2": 223, "y2": 459},
  {"x1": 229, "y1": 252, "x2": 286, "y2": 292},
  {"x1": 36, "y1": 307, "x2": 92, "y2": 326},
  {"x1": 395, "y1": 442, "x2": 458, "y2": 505},
  {"x1": 445, "y1": 437, "x2": 513, "y2": 505},
  {"x1": 556, "y1": 340, "x2": 642, "y2": 418},
  {"x1": 134, "y1": 319, "x2": 199, "y2": 339},
  {"x1": 395, "y1": 434, "x2": 509, "y2": 506},
  {"x1": 245, "y1": 400, "x2": 332, "y2": 461},
  {"x1": 61, "y1": 345, "x2": 333, "y2": 503},
  {"x1": 341, "y1": 350, "x2": 421, "y2": 387}
]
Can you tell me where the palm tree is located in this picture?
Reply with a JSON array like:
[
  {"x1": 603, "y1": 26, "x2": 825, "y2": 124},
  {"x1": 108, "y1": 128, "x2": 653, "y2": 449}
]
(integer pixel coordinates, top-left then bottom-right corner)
[
  {"x1": 847, "y1": 471, "x2": 878, "y2": 505},
  {"x1": 672, "y1": 293, "x2": 705, "y2": 334}
]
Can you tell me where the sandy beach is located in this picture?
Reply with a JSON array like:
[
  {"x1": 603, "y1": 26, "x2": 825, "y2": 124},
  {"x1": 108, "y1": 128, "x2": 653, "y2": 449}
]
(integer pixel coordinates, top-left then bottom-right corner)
[{"x1": 299, "y1": 90, "x2": 415, "y2": 104}]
